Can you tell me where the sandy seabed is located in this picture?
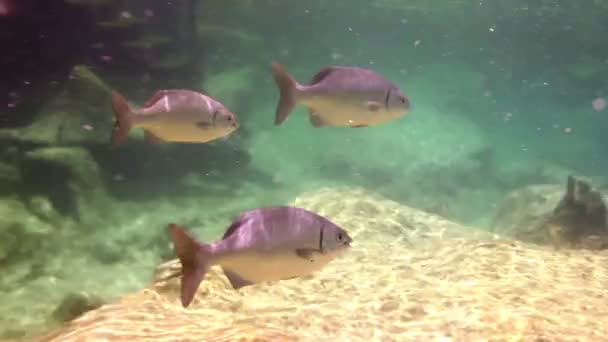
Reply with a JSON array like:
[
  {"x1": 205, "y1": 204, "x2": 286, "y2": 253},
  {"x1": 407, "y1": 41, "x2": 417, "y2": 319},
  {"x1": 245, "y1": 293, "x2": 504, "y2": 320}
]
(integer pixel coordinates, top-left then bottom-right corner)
[{"x1": 35, "y1": 188, "x2": 608, "y2": 342}]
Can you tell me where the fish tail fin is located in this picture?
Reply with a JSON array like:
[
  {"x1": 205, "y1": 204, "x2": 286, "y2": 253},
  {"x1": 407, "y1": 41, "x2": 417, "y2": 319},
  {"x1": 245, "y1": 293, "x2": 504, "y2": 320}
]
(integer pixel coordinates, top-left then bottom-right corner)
[
  {"x1": 271, "y1": 61, "x2": 299, "y2": 126},
  {"x1": 110, "y1": 90, "x2": 134, "y2": 147},
  {"x1": 168, "y1": 223, "x2": 213, "y2": 308}
]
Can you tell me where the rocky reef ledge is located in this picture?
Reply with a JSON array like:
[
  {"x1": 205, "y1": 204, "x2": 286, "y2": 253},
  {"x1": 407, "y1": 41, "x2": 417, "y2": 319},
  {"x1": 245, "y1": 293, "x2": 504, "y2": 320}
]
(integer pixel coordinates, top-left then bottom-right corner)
[{"x1": 32, "y1": 187, "x2": 608, "y2": 342}]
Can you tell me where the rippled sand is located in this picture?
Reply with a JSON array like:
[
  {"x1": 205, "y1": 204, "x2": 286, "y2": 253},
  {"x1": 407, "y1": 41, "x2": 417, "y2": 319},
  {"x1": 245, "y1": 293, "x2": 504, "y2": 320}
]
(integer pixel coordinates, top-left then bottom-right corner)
[{"x1": 36, "y1": 188, "x2": 608, "y2": 341}]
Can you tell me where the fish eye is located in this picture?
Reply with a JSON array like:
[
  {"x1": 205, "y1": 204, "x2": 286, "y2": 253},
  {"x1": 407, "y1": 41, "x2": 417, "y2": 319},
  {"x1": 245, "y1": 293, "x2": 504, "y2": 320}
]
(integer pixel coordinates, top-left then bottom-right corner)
[
  {"x1": 400, "y1": 97, "x2": 406, "y2": 104},
  {"x1": 336, "y1": 232, "x2": 343, "y2": 242}
]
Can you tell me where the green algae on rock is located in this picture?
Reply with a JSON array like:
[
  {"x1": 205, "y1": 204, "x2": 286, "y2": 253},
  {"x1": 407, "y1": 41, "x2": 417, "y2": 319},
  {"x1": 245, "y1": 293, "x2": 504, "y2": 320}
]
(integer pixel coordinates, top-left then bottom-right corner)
[{"x1": 0, "y1": 197, "x2": 56, "y2": 272}]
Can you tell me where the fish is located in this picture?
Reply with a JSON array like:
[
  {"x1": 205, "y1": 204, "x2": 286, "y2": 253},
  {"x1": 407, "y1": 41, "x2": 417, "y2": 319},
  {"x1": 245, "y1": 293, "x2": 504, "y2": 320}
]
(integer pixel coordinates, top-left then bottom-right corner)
[
  {"x1": 110, "y1": 89, "x2": 239, "y2": 146},
  {"x1": 168, "y1": 206, "x2": 352, "y2": 308},
  {"x1": 270, "y1": 62, "x2": 410, "y2": 128}
]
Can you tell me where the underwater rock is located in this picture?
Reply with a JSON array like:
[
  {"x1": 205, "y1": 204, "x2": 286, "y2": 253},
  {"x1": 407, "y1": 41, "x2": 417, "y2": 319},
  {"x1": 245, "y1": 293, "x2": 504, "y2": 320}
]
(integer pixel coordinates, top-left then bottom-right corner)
[
  {"x1": 0, "y1": 197, "x2": 55, "y2": 267},
  {"x1": 547, "y1": 176, "x2": 608, "y2": 248},
  {"x1": 52, "y1": 291, "x2": 105, "y2": 323},
  {"x1": 0, "y1": 161, "x2": 20, "y2": 185},
  {"x1": 25, "y1": 147, "x2": 101, "y2": 189},
  {"x1": 491, "y1": 176, "x2": 608, "y2": 249},
  {"x1": 0, "y1": 65, "x2": 114, "y2": 145},
  {"x1": 0, "y1": 147, "x2": 24, "y2": 195},
  {"x1": 490, "y1": 184, "x2": 563, "y2": 244},
  {"x1": 0, "y1": 196, "x2": 62, "y2": 301},
  {"x1": 34, "y1": 187, "x2": 608, "y2": 342},
  {"x1": 23, "y1": 146, "x2": 111, "y2": 223},
  {"x1": 26, "y1": 196, "x2": 64, "y2": 227}
]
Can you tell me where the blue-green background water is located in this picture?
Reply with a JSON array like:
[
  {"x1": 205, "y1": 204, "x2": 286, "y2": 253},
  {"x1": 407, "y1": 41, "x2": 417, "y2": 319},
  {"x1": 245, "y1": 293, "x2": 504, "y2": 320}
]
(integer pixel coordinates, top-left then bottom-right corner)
[{"x1": 1, "y1": 0, "x2": 608, "y2": 339}]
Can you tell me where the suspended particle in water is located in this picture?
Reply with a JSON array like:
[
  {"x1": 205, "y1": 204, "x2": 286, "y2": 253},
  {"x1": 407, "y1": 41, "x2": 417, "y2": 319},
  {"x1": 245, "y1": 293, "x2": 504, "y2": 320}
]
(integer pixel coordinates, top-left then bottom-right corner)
[
  {"x1": 112, "y1": 174, "x2": 125, "y2": 182},
  {"x1": 414, "y1": 40, "x2": 421, "y2": 47},
  {"x1": 592, "y1": 97, "x2": 606, "y2": 112},
  {"x1": 564, "y1": 127, "x2": 572, "y2": 134},
  {"x1": 144, "y1": 9, "x2": 154, "y2": 17}
]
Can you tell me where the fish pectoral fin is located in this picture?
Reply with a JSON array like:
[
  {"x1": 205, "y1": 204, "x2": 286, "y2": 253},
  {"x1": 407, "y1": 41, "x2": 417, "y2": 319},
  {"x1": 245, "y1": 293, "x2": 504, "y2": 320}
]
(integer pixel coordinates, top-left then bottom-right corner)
[
  {"x1": 366, "y1": 101, "x2": 381, "y2": 112},
  {"x1": 308, "y1": 112, "x2": 328, "y2": 128},
  {"x1": 222, "y1": 268, "x2": 254, "y2": 290},
  {"x1": 295, "y1": 248, "x2": 318, "y2": 262},
  {"x1": 195, "y1": 121, "x2": 212, "y2": 129},
  {"x1": 144, "y1": 130, "x2": 165, "y2": 144}
]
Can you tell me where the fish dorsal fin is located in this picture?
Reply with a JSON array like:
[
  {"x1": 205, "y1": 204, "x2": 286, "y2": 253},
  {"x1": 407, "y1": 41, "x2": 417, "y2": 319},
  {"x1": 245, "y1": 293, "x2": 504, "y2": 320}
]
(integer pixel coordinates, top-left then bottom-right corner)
[
  {"x1": 143, "y1": 91, "x2": 170, "y2": 108},
  {"x1": 143, "y1": 89, "x2": 201, "y2": 108},
  {"x1": 222, "y1": 215, "x2": 247, "y2": 240},
  {"x1": 309, "y1": 66, "x2": 340, "y2": 85}
]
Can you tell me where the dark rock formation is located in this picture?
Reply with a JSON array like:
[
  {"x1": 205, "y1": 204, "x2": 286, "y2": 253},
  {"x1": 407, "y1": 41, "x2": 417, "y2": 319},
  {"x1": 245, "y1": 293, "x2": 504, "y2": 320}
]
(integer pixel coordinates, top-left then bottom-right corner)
[
  {"x1": 52, "y1": 291, "x2": 105, "y2": 323},
  {"x1": 23, "y1": 146, "x2": 112, "y2": 223},
  {"x1": 0, "y1": 65, "x2": 114, "y2": 146},
  {"x1": 547, "y1": 176, "x2": 608, "y2": 249},
  {"x1": 491, "y1": 175, "x2": 608, "y2": 250}
]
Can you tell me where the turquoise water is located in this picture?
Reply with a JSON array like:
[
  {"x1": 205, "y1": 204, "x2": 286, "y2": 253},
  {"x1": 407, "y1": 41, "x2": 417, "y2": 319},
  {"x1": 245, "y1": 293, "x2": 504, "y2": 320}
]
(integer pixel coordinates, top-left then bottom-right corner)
[{"x1": 1, "y1": 0, "x2": 608, "y2": 340}]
